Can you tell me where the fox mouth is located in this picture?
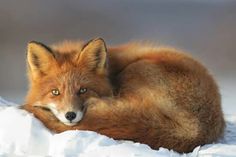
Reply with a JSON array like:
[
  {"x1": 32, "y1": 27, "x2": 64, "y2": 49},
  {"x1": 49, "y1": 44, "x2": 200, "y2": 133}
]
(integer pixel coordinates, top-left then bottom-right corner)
[
  {"x1": 64, "y1": 122, "x2": 78, "y2": 126},
  {"x1": 33, "y1": 103, "x2": 84, "y2": 126},
  {"x1": 51, "y1": 109, "x2": 84, "y2": 126},
  {"x1": 51, "y1": 110, "x2": 84, "y2": 126}
]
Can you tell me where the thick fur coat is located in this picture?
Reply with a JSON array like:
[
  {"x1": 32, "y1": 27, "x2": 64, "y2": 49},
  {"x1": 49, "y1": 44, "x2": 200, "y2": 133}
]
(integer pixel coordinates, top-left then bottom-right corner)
[{"x1": 23, "y1": 38, "x2": 225, "y2": 152}]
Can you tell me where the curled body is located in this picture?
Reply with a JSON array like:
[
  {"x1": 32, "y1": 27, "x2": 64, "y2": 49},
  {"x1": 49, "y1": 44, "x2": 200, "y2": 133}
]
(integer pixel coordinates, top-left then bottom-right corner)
[{"x1": 23, "y1": 38, "x2": 225, "y2": 152}]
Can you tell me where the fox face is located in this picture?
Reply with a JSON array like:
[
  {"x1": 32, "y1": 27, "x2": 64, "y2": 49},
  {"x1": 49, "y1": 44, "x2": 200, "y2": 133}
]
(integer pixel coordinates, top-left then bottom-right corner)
[{"x1": 26, "y1": 38, "x2": 113, "y2": 126}]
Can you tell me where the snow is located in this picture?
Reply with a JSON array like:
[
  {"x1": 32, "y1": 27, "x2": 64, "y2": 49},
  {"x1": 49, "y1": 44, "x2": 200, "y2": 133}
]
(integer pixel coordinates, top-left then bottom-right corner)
[{"x1": 0, "y1": 97, "x2": 236, "y2": 157}]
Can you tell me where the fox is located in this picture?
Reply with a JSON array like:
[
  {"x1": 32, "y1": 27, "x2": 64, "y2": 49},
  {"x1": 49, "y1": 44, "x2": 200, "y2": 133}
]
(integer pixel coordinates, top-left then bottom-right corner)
[{"x1": 23, "y1": 38, "x2": 225, "y2": 153}]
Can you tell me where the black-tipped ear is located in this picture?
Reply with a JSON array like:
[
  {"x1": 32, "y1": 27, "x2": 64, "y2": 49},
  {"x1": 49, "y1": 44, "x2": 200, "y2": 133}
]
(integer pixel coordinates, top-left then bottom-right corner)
[
  {"x1": 76, "y1": 38, "x2": 108, "y2": 74},
  {"x1": 27, "y1": 41, "x2": 57, "y2": 79}
]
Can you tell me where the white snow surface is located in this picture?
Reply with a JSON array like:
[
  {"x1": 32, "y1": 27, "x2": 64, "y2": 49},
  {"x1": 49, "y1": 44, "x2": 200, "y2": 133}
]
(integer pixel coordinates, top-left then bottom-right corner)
[{"x1": 0, "y1": 97, "x2": 235, "y2": 157}]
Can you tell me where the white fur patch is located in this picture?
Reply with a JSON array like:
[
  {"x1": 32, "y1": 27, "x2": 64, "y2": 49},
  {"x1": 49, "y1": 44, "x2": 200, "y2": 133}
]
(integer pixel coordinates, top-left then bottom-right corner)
[{"x1": 48, "y1": 103, "x2": 83, "y2": 126}]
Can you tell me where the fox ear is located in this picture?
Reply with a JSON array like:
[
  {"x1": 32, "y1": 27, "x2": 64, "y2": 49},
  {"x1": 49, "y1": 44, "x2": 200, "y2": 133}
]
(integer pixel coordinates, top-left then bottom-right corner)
[
  {"x1": 77, "y1": 38, "x2": 107, "y2": 75},
  {"x1": 27, "y1": 41, "x2": 57, "y2": 79}
]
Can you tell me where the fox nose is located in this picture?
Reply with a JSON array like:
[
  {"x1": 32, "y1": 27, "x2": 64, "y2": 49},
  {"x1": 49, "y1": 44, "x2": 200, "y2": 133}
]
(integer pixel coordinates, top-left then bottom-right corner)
[{"x1": 65, "y1": 112, "x2": 76, "y2": 121}]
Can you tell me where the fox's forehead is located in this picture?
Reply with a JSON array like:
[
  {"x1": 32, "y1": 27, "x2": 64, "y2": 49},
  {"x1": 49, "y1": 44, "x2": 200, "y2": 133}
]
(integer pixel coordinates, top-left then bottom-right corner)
[
  {"x1": 59, "y1": 70, "x2": 91, "y2": 84},
  {"x1": 54, "y1": 70, "x2": 91, "y2": 85},
  {"x1": 35, "y1": 71, "x2": 90, "y2": 96},
  {"x1": 38, "y1": 41, "x2": 94, "y2": 87}
]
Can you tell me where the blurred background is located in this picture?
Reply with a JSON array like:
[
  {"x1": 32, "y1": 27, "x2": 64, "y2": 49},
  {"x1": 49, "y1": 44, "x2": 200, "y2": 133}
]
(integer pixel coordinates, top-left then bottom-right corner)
[{"x1": 0, "y1": 0, "x2": 235, "y2": 114}]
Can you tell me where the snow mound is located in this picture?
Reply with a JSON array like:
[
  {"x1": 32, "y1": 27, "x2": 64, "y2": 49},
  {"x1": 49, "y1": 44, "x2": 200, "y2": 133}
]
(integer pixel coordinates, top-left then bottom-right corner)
[{"x1": 0, "y1": 97, "x2": 236, "y2": 157}]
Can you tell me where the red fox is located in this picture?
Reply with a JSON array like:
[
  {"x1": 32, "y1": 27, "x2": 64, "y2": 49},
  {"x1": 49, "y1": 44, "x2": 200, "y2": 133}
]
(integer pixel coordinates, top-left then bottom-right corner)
[{"x1": 23, "y1": 38, "x2": 225, "y2": 152}]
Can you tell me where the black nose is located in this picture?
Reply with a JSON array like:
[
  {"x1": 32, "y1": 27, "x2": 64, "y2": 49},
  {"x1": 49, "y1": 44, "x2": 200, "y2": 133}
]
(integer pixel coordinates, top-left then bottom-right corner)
[{"x1": 65, "y1": 112, "x2": 76, "y2": 121}]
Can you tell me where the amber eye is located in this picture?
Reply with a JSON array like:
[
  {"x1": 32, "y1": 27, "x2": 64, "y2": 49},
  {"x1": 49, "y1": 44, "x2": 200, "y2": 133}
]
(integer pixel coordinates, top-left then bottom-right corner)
[
  {"x1": 78, "y1": 87, "x2": 87, "y2": 95},
  {"x1": 51, "y1": 89, "x2": 60, "y2": 96}
]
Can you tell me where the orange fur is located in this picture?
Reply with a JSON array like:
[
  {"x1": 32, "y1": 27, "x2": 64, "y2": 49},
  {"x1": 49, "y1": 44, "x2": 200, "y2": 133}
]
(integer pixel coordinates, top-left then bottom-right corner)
[{"x1": 23, "y1": 38, "x2": 225, "y2": 152}]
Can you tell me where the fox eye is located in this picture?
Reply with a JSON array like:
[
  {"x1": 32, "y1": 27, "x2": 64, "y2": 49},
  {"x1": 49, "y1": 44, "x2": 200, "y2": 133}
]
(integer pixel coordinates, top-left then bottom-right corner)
[
  {"x1": 51, "y1": 89, "x2": 60, "y2": 96},
  {"x1": 78, "y1": 87, "x2": 87, "y2": 95}
]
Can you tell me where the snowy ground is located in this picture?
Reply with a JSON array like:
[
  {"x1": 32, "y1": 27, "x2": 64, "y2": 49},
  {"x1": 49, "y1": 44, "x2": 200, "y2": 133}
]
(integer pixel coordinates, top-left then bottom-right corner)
[{"x1": 0, "y1": 97, "x2": 236, "y2": 157}]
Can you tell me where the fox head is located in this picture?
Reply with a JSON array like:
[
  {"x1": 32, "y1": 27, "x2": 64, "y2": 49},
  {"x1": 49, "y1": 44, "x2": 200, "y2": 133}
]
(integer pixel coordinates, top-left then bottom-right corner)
[{"x1": 25, "y1": 38, "x2": 113, "y2": 126}]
